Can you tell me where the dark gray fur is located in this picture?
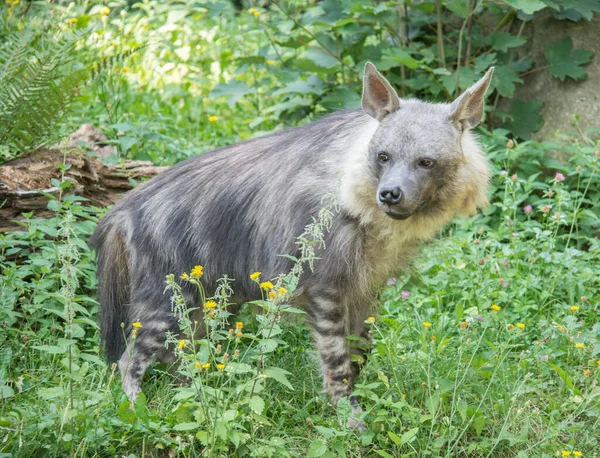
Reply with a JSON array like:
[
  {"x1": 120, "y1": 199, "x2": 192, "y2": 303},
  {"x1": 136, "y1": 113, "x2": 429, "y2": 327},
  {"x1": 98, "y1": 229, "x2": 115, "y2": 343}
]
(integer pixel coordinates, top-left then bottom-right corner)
[{"x1": 91, "y1": 63, "x2": 493, "y2": 429}]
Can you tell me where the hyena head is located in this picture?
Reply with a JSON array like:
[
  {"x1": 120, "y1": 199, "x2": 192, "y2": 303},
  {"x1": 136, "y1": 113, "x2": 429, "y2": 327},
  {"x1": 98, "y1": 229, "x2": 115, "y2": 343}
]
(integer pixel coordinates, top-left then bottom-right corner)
[{"x1": 361, "y1": 62, "x2": 494, "y2": 221}]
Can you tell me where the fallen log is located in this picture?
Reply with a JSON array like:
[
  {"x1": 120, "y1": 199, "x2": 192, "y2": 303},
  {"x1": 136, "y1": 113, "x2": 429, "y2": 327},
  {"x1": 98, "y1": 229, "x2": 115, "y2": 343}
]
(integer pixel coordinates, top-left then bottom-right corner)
[{"x1": 0, "y1": 148, "x2": 168, "y2": 232}]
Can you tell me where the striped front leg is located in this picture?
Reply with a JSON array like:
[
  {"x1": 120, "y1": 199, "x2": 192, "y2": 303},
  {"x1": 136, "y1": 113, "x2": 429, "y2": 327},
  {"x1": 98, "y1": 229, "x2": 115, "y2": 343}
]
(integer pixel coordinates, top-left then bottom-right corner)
[{"x1": 308, "y1": 291, "x2": 366, "y2": 431}]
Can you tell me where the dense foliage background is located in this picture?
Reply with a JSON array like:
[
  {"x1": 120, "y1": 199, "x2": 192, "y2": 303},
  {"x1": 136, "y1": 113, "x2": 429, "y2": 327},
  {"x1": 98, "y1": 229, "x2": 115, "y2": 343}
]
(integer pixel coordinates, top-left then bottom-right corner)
[{"x1": 1, "y1": 1, "x2": 599, "y2": 457}]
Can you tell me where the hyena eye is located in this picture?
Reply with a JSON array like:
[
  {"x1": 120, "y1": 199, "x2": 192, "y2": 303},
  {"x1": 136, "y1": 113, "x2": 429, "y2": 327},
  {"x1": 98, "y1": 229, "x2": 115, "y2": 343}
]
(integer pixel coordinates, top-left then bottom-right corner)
[
  {"x1": 418, "y1": 158, "x2": 435, "y2": 168},
  {"x1": 378, "y1": 152, "x2": 390, "y2": 163}
]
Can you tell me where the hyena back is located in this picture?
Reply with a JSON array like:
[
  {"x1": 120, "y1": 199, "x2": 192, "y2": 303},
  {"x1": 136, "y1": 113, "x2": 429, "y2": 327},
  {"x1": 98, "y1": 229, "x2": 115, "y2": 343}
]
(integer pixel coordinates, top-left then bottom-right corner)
[{"x1": 91, "y1": 63, "x2": 493, "y2": 427}]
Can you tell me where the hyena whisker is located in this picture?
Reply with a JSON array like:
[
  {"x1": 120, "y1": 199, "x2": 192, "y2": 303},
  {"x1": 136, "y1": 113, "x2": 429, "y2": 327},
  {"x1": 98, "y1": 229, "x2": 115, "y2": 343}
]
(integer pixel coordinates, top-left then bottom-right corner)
[{"x1": 91, "y1": 62, "x2": 493, "y2": 430}]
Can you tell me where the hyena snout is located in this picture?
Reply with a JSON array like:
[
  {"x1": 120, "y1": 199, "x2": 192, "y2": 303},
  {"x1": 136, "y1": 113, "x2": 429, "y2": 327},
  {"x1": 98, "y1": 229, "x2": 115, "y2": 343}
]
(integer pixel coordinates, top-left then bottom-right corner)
[{"x1": 378, "y1": 186, "x2": 403, "y2": 206}]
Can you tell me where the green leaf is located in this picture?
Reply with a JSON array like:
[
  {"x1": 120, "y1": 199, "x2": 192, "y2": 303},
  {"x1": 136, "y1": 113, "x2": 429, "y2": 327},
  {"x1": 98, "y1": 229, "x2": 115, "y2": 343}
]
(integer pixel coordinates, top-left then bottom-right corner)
[
  {"x1": 502, "y1": 99, "x2": 544, "y2": 139},
  {"x1": 225, "y1": 362, "x2": 254, "y2": 374},
  {"x1": 545, "y1": 37, "x2": 594, "y2": 81},
  {"x1": 502, "y1": 0, "x2": 547, "y2": 14},
  {"x1": 559, "y1": 0, "x2": 600, "y2": 20},
  {"x1": 400, "y1": 427, "x2": 419, "y2": 443},
  {"x1": 272, "y1": 75, "x2": 325, "y2": 96},
  {"x1": 387, "y1": 431, "x2": 402, "y2": 445},
  {"x1": 249, "y1": 395, "x2": 265, "y2": 414},
  {"x1": 485, "y1": 32, "x2": 527, "y2": 53},
  {"x1": 374, "y1": 451, "x2": 394, "y2": 458},
  {"x1": 307, "y1": 439, "x2": 327, "y2": 457},
  {"x1": 173, "y1": 422, "x2": 200, "y2": 431},
  {"x1": 0, "y1": 385, "x2": 14, "y2": 399},
  {"x1": 47, "y1": 200, "x2": 60, "y2": 212},
  {"x1": 380, "y1": 48, "x2": 419, "y2": 70},
  {"x1": 209, "y1": 81, "x2": 252, "y2": 107},
  {"x1": 295, "y1": 48, "x2": 338, "y2": 73},
  {"x1": 38, "y1": 386, "x2": 64, "y2": 399},
  {"x1": 258, "y1": 338, "x2": 278, "y2": 353},
  {"x1": 549, "y1": 362, "x2": 581, "y2": 394},
  {"x1": 117, "y1": 400, "x2": 135, "y2": 424},
  {"x1": 264, "y1": 367, "x2": 294, "y2": 389},
  {"x1": 473, "y1": 413, "x2": 486, "y2": 435},
  {"x1": 492, "y1": 65, "x2": 522, "y2": 98},
  {"x1": 119, "y1": 136, "x2": 138, "y2": 153},
  {"x1": 33, "y1": 345, "x2": 67, "y2": 354}
]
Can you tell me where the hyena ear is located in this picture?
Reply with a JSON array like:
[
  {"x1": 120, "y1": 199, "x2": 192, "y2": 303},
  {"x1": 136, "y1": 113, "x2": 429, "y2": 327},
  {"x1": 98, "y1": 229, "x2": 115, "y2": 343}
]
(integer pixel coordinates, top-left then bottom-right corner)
[
  {"x1": 362, "y1": 62, "x2": 400, "y2": 121},
  {"x1": 449, "y1": 67, "x2": 494, "y2": 130}
]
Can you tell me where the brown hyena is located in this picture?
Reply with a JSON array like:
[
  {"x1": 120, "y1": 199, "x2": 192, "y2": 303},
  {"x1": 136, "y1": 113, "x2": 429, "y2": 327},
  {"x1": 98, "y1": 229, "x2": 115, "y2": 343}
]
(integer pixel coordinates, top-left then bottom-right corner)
[{"x1": 91, "y1": 63, "x2": 493, "y2": 429}]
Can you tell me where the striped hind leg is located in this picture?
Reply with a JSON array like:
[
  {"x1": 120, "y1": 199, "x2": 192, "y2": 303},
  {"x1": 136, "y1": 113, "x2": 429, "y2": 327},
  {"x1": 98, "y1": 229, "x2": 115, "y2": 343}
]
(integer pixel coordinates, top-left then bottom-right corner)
[{"x1": 118, "y1": 309, "x2": 175, "y2": 401}]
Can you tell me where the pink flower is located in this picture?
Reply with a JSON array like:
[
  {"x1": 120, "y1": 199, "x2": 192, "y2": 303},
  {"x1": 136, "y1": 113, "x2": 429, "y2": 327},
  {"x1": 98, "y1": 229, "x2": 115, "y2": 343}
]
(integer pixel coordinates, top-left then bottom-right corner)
[
  {"x1": 555, "y1": 172, "x2": 565, "y2": 182},
  {"x1": 500, "y1": 170, "x2": 507, "y2": 176},
  {"x1": 401, "y1": 291, "x2": 411, "y2": 300},
  {"x1": 386, "y1": 277, "x2": 397, "y2": 286},
  {"x1": 524, "y1": 205, "x2": 533, "y2": 215}
]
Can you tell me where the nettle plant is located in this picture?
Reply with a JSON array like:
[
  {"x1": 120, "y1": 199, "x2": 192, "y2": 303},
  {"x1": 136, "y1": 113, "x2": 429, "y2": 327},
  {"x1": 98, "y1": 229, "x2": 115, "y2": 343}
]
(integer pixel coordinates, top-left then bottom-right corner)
[{"x1": 205, "y1": 0, "x2": 596, "y2": 139}]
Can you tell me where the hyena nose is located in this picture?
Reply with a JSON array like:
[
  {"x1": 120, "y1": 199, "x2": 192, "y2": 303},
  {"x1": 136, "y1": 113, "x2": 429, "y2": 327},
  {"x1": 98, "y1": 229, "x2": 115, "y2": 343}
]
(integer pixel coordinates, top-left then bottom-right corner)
[{"x1": 379, "y1": 186, "x2": 403, "y2": 205}]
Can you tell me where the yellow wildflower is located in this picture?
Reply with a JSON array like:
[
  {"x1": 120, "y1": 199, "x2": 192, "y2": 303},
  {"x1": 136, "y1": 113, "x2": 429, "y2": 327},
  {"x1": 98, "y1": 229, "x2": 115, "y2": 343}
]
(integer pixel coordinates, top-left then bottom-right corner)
[
  {"x1": 266, "y1": 60, "x2": 275, "y2": 65},
  {"x1": 205, "y1": 300, "x2": 217, "y2": 310},
  {"x1": 490, "y1": 304, "x2": 501, "y2": 311},
  {"x1": 562, "y1": 452, "x2": 571, "y2": 457},
  {"x1": 132, "y1": 322, "x2": 142, "y2": 328},
  {"x1": 236, "y1": 322, "x2": 244, "y2": 329},
  {"x1": 180, "y1": 272, "x2": 189, "y2": 281},
  {"x1": 597, "y1": 359, "x2": 600, "y2": 365},
  {"x1": 112, "y1": 43, "x2": 118, "y2": 47},
  {"x1": 516, "y1": 323, "x2": 525, "y2": 329},
  {"x1": 67, "y1": 17, "x2": 78, "y2": 24},
  {"x1": 191, "y1": 265, "x2": 203, "y2": 278},
  {"x1": 278, "y1": 287, "x2": 287, "y2": 294},
  {"x1": 178, "y1": 340, "x2": 185, "y2": 349},
  {"x1": 507, "y1": 324, "x2": 514, "y2": 330},
  {"x1": 216, "y1": 364, "x2": 225, "y2": 370},
  {"x1": 195, "y1": 361, "x2": 201, "y2": 369},
  {"x1": 260, "y1": 281, "x2": 274, "y2": 290},
  {"x1": 248, "y1": 8, "x2": 255, "y2": 13},
  {"x1": 365, "y1": 316, "x2": 375, "y2": 324},
  {"x1": 268, "y1": 291, "x2": 276, "y2": 299},
  {"x1": 575, "y1": 343, "x2": 584, "y2": 349},
  {"x1": 342, "y1": 378, "x2": 348, "y2": 383},
  {"x1": 422, "y1": 321, "x2": 432, "y2": 328},
  {"x1": 573, "y1": 452, "x2": 582, "y2": 457},
  {"x1": 459, "y1": 321, "x2": 469, "y2": 329},
  {"x1": 201, "y1": 362, "x2": 210, "y2": 369},
  {"x1": 99, "y1": 7, "x2": 110, "y2": 15},
  {"x1": 208, "y1": 115, "x2": 218, "y2": 122},
  {"x1": 121, "y1": 67, "x2": 129, "y2": 72},
  {"x1": 250, "y1": 271, "x2": 261, "y2": 280},
  {"x1": 254, "y1": 11, "x2": 260, "y2": 17},
  {"x1": 570, "y1": 305, "x2": 580, "y2": 311}
]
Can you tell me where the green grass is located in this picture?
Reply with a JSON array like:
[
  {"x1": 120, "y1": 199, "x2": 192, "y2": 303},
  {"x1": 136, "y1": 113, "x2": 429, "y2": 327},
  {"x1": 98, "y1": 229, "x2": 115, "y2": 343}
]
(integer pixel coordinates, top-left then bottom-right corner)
[{"x1": 1, "y1": 1, "x2": 600, "y2": 457}]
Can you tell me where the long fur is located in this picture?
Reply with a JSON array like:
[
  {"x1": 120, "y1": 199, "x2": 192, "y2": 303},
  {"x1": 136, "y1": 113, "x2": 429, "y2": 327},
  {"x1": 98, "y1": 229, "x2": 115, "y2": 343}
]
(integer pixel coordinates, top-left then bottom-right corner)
[{"x1": 91, "y1": 84, "x2": 491, "y2": 414}]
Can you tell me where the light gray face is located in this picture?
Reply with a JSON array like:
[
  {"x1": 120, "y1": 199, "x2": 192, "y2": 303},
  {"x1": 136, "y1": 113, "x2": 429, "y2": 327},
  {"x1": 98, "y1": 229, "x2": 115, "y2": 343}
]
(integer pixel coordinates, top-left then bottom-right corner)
[
  {"x1": 369, "y1": 106, "x2": 462, "y2": 220},
  {"x1": 361, "y1": 62, "x2": 494, "y2": 220}
]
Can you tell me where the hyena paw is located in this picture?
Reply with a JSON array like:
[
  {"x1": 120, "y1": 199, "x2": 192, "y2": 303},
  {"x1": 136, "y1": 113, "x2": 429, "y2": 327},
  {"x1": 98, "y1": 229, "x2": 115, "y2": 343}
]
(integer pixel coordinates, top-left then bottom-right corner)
[
  {"x1": 121, "y1": 378, "x2": 141, "y2": 403},
  {"x1": 347, "y1": 416, "x2": 367, "y2": 433},
  {"x1": 347, "y1": 396, "x2": 366, "y2": 432}
]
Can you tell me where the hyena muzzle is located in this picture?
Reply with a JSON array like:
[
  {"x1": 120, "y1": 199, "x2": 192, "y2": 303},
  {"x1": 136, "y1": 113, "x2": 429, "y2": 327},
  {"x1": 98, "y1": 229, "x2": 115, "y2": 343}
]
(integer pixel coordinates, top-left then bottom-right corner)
[{"x1": 91, "y1": 63, "x2": 493, "y2": 430}]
